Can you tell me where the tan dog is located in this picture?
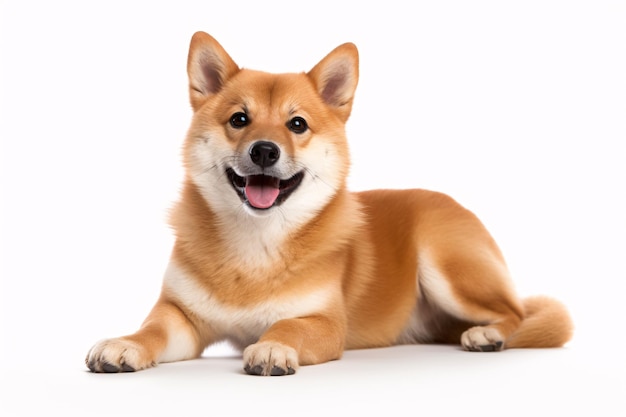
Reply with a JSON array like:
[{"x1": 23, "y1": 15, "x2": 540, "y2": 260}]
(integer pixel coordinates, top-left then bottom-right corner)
[{"x1": 86, "y1": 32, "x2": 573, "y2": 376}]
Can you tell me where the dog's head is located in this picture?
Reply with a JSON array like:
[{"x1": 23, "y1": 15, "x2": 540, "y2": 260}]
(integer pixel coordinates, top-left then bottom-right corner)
[{"x1": 183, "y1": 32, "x2": 358, "y2": 223}]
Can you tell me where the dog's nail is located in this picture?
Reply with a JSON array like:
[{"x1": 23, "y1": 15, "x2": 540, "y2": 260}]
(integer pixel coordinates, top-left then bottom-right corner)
[
  {"x1": 270, "y1": 366, "x2": 286, "y2": 376},
  {"x1": 121, "y1": 363, "x2": 136, "y2": 372},
  {"x1": 101, "y1": 362, "x2": 120, "y2": 373},
  {"x1": 244, "y1": 364, "x2": 265, "y2": 376}
]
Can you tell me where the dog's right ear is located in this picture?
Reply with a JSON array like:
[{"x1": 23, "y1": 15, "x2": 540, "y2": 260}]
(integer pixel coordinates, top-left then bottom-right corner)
[{"x1": 187, "y1": 32, "x2": 240, "y2": 112}]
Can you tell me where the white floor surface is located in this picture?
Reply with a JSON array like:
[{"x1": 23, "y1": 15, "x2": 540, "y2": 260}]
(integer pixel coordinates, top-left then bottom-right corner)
[{"x1": 2, "y1": 342, "x2": 624, "y2": 417}]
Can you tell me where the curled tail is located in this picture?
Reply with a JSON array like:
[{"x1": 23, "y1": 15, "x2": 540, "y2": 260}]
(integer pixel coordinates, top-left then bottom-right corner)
[{"x1": 506, "y1": 296, "x2": 574, "y2": 348}]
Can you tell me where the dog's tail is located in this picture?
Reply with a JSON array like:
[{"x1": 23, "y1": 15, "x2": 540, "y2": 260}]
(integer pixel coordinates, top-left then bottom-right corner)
[{"x1": 506, "y1": 296, "x2": 574, "y2": 348}]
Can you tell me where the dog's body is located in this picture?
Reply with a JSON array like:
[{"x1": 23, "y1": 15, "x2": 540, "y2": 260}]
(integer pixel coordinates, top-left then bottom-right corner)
[{"x1": 86, "y1": 32, "x2": 573, "y2": 376}]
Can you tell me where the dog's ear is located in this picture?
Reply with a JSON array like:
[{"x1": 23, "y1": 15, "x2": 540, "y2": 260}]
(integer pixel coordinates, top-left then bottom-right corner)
[
  {"x1": 187, "y1": 32, "x2": 240, "y2": 112},
  {"x1": 308, "y1": 43, "x2": 359, "y2": 121}
]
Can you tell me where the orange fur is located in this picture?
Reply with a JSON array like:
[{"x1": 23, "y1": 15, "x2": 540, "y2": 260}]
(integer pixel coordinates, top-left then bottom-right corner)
[{"x1": 86, "y1": 32, "x2": 573, "y2": 376}]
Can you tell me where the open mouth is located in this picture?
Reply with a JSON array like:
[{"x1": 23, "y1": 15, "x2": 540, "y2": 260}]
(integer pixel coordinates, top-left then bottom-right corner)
[{"x1": 226, "y1": 168, "x2": 305, "y2": 210}]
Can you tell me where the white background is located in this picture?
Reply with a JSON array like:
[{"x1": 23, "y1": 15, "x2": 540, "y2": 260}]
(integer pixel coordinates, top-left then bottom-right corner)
[{"x1": 1, "y1": 0, "x2": 625, "y2": 416}]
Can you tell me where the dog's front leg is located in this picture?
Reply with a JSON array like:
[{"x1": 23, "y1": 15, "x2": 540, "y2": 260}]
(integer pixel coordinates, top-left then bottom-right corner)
[
  {"x1": 85, "y1": 296, "x2": 205, "y2": 372},
  {"x1": 243, "y1": 314, "x2": 346, "y2": 376}
]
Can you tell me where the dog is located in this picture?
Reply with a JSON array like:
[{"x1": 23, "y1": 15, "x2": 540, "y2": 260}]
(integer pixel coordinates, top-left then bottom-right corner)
[{"x1": 86, "y1": 31, "x2": 573, "y2": 376}]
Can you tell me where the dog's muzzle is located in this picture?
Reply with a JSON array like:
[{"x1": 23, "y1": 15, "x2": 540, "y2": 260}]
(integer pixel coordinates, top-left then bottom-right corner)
[{"x1": 226, "y1": 142, "x2": 304, "y2": 210}]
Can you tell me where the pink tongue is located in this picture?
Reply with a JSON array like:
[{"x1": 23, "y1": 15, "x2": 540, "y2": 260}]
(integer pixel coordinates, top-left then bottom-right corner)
[{"x1": 245, "y1": 176, "x2": 280, "y2": 209}]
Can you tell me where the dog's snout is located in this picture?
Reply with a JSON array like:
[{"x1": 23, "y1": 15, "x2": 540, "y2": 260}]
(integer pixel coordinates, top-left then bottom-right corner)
[{"x1": 250, "y1": 141, "x2": 280, "y2": 168}]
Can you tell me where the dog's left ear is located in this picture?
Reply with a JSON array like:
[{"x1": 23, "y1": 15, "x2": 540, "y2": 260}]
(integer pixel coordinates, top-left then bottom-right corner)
[{"x1": 308, "y1": 43, "x2": 359, "y2": 121}]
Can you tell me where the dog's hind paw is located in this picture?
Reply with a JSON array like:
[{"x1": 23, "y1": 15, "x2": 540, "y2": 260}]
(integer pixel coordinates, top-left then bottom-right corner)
[
  {"x1": 243, "y1": 341, "x2": 298, "y2": 376},
  {"x1": 461, "y1": 326, "x2": 505, "y2": 352}
]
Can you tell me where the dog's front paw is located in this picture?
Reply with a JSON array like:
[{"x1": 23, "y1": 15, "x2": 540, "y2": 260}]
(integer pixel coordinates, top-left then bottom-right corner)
[
  {"x1": 461, "y1": 326, "x2": 504, "y2": 352},
  {"x1": 85, "y1": 338, "x2": 155, "y2": 373},
  {"x1": 243, "y1": 341, "x2": 299, "y2": 376}
]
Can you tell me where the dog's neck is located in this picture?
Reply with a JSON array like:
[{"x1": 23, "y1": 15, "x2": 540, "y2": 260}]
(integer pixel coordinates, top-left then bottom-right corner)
[
  {"x1": 170, "y1": 180, "x2": 362, "y2": 274},
  {"x1": 170, "y1": 180, "x2": 307, "y2": 272}
]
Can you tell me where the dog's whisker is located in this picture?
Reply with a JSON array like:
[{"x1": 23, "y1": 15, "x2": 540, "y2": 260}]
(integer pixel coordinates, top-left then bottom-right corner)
[
  {"x1": 200, "y1": 156, "x2": 242, "y2": 178},
  {"x1": 300, "y1": 166, "x2": 334, "y2": 191}
]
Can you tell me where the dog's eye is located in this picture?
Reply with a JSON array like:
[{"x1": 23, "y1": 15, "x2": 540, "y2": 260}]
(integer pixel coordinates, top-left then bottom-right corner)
[
  {"x1": 287, "y1": 116, "x2": 308, "y2": 134},
  {"x1": 230, "y1": 112, "x2": 249, "y2": 128}
]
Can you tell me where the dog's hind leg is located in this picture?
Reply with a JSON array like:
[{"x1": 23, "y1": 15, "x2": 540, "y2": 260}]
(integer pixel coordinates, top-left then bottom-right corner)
[{"x1": 417, "y1": 248, "x2": 525, "y2": 352}]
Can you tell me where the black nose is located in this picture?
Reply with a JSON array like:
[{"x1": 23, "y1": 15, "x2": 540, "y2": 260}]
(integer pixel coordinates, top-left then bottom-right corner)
[{"x1": 249, "y1": 141, "x2": 280, "y2": 168}]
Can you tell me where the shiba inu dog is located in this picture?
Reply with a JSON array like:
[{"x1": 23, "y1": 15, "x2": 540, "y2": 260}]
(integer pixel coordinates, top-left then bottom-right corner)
[{"x1": 86, "y1": 31, "x2": 573, "y2": 376}]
